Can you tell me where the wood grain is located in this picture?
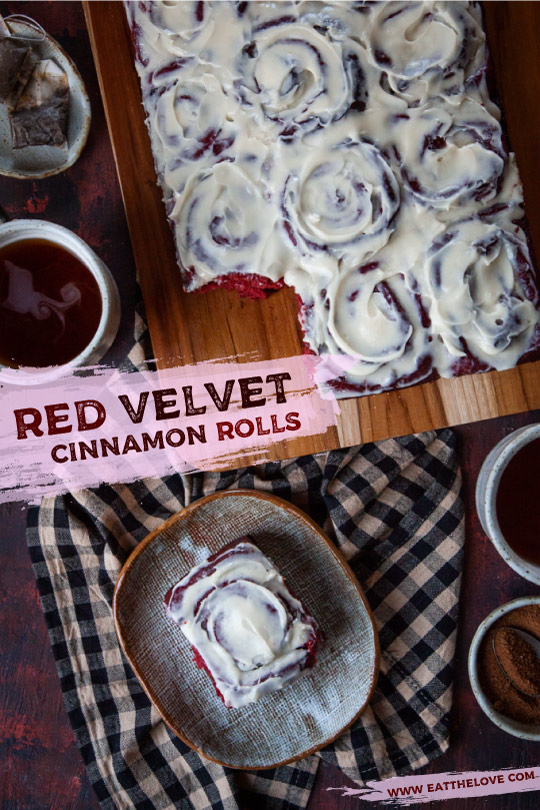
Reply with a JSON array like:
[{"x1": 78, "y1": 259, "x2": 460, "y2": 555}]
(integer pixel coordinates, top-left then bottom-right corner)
[{"x1": 84, "y1": 1, "x2": 540, "y2": 463}]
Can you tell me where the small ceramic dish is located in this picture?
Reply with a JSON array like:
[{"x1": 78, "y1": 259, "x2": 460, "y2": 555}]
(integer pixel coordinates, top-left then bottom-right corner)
[
  {"x1": 113, "y1": 490, "x2": 380, "y2": 770},
  {"x1": 0, "y1": 219, "x2": 120, "y2": 385},
  {"x1": 475, "y1": 424, "x2": 540, "y2": 585},
  {"x1": 468, "y1": 596, "x2": 540, "y2": 741},
  {"x1": 0, "y1": 15, "x2": 91, "y2": 179}
]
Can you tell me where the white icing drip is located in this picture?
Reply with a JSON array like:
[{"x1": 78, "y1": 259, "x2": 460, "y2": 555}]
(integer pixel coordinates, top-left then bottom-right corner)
[
  {"x1": 166, "y1": 541, "x2": 319, "y2": 708},
  {"x1": 127, "y1": 0, "x2": 540, "y2": 394}
]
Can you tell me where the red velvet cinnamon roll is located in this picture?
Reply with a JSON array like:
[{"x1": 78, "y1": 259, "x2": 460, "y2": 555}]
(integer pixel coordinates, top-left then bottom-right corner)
[
  {"x1": 396, "y1": 100, "x2": 505, "y2": 208},
  {"x1": 237, "y1": 21, "x2": 349, "y2": 131},
  {"x1": 366, "y1": 1, "x2": 485, "y2": 106},
  {"x1": 133, "y1": 1, "x2": 218, "y2": 62},
  {"x1": 426, "y1": 220, "x2": 539, "y2": 376},
  {"x1": 127, "y1": 1, "x2": 540, "y2": 396},
  {"x1": 165, "y1": 537, "x2": 321, "y2": 709},
  {"x1": 299, "y1": 263, "x2": 433, "y2": 394},
  {"x1": 236, "y1": 2, "x2": 372, "y2": 132},
  {"x1": 174, "y1": 161, "x2": 286, "y2": 291},
  {"x1": 282, "y1": 138, "x2": 400, "y2": 269}
]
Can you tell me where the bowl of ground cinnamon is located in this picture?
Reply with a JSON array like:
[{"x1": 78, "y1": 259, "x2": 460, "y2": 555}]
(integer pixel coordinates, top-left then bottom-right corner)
[{"x1": 469, "y1": 597, "x2": 540, "y2": 740}]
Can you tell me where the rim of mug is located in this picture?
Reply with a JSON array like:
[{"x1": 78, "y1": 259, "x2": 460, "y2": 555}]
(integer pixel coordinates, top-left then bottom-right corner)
[
  {"x1": 0, "y1": 219, "x2": 120, "y2": 386},
  {"x1": 477, "y1": 424, "x2": 540, "y2": 585}
]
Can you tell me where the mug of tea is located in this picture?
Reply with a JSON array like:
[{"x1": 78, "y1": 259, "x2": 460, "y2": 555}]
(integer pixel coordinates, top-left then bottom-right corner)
[
  {"x1": 0, "y1": 219, "x2": 121, "y2": 385},
  {"x1": 476, "y1": 424, "x2": 540, "y2": 585}
]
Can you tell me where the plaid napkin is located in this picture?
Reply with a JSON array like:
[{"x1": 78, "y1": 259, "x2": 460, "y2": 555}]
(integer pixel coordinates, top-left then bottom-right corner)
[
  {"x1": 26, "y1": 312, "x2": 464, "y2": 809},
  {"x1": 27, "y1": 431, "x2": 462, "y2": 810}
]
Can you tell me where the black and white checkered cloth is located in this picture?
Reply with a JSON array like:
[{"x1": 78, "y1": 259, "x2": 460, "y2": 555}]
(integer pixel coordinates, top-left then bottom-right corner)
[{"x1": 27, "y1": 313, "x2": 464, "y2": 810}]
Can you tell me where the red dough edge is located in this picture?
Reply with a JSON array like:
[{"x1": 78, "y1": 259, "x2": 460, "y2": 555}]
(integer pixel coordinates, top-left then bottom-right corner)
[{"x1": 192, "y1": 272, "x2": 285, "y2": 300}]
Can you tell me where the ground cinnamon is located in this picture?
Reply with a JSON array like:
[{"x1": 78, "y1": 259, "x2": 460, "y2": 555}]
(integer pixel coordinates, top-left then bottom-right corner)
[
  {"x1": 477, "y1": 604, "x2": 540, "y2": 724},
  {"x1": 493, "y1": 627, "x2": 540, "y2": 697}
]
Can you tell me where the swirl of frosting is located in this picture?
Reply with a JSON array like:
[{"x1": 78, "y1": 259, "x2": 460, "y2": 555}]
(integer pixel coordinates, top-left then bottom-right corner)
[
  {"x1": 367, "y1": 1, "x2": 484, "y2": 105},
  {"x1": 154, "y1": 73, "x2": 236, "y2": 159},
  {"x1": 427, "y1": 221, "x2": 539, "y2": 374},
  {"x1": 200, "y1": 581, "x2": 291, "y2": 670},
  {"x1": 165, "y1": 539, "x2": 320, "y2": 708},
  {"x1": 128, "y1": 1, "x2": 246, "y2": 70},
  {"x1": 329, "y1": 272, "x2": 413, "y2": 363},
  {"x1": 237, "y1": 21, "x2": 350, "y2": 128},
  {"x1": 173, "y1": 161, "x2": 281, "y2": 289},
  {"x1": 308, "y1": 264, "x2": 432, "y2": 391},
  {"x1": 282, "y1": 139, "x2": 400, "y2": 267},
  {"x1": 397, "y1": 101, "x2": 505, "y2": 207},
  {"x1": 146, "y1": 1, "x2": 215, "y2": 57}
]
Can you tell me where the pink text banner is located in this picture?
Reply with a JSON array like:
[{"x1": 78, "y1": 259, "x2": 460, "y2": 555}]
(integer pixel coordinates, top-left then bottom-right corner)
[{"x1": 0, "y1": 356, "x2": 340, "y2": 504}]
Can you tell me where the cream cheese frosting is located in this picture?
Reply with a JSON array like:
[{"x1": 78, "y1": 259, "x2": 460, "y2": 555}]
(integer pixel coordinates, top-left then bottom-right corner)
[
  {"x1": 165, "y1": 538, "x2": 320, "y2": 709},
  {"x1": 127, "y1": 0, "x2": 540, "y2": 394}
]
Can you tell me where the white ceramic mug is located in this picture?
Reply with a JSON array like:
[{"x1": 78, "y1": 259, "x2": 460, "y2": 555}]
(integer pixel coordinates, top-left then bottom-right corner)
[
  {"x1": 0, "y1": 219, "x2": 121, "y2": 385},
  {"x1": 475, "y1": 423, "x2": 540, "y2": 585}
]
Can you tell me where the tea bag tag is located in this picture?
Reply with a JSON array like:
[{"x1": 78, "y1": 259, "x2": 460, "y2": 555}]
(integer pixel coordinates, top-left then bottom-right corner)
[{"x1": 1, "y1": 14, "x2": 46, "y2": 43}]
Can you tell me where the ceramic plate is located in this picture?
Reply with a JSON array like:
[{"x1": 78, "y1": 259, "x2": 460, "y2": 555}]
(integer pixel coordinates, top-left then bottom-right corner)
[
  {"x1": 0, "y1": 17, "x2": 91, "y2": 179},
  {"x1": 113, "y1": 490, "x2": 380, "y2": 769}
]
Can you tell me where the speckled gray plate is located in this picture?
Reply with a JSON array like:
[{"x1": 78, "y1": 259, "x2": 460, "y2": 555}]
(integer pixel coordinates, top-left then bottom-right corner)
[
  {"x1": 113, "y1": 490, "x2": 380, "y2": 769},
  {"x1": 0, "y1": 17, "x2": 91, "y2": 179}
]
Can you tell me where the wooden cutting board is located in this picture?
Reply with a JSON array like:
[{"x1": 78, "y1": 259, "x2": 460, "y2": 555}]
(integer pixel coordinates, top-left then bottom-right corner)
[{"x1": 84, "y1": 1, "x2": 540, "y2": 465}]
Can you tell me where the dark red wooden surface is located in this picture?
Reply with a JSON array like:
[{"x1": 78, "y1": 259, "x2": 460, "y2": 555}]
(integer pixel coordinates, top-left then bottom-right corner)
[{"x1": 1, "y1": 3, "x2": 540, "y2": 809}]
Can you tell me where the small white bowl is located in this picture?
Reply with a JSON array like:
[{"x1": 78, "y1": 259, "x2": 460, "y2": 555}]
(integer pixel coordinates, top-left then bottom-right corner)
[
  {"x1": 475, "y1": 424, "x2": 540, "y2": 585},
  {"x1": 0, "y1": 219, "x2": 120, "y2": 385},
  {"x1": 0, "y1": 16, "x2": 91, "y2": 179},
  {"x1": 469, "y1": 596, "x2": 540, "y2": 741}
]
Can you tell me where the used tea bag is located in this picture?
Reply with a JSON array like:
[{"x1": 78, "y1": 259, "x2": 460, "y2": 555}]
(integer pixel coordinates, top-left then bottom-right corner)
[
  {"x1": 9, "y1": 58, "x2": 69, "y2": 148},
  {"x1": 0, "y1": 14, "x2": 38, "y2": 110}
]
